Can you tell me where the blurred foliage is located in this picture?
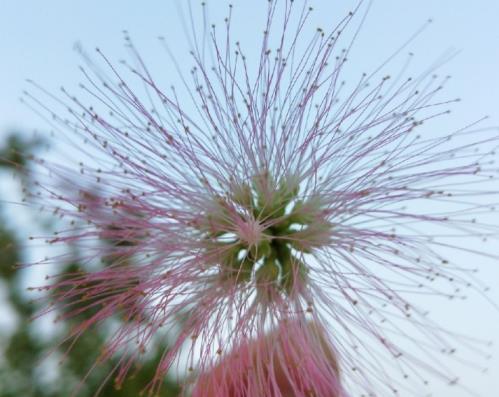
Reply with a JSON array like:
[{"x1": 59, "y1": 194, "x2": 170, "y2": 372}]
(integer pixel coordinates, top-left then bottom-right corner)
[
  {"x1": 0, "y1": 132, "x2": 181, "y2": 396},
  {"x1": 0, "y1": 225, "x2": 19, "y2": 281},
  {"x1": 0, "y1": 133, "x2": 43, "y2": 170}
]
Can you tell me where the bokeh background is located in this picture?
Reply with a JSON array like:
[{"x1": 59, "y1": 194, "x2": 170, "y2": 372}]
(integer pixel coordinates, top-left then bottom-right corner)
[{"x1": 1, "y1": 1, "x2": 498, "y2": 396}]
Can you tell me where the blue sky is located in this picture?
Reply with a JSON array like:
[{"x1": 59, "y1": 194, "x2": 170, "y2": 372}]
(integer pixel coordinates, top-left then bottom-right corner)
[
  {"x1": 1, "y1": 0, "x2": 499, "y2": 132},
  {"x1": 1, "y1": 0, "x2": 499, "y2": 134},
  {"x1": 1, "y1": 1, "x2": 499, "y2": 395}
]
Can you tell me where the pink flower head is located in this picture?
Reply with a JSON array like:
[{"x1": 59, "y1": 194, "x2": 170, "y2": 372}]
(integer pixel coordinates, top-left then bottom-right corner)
[
  {"x1": 192, "y1": 319, "x2": 345, "y2": 397},
  {"x1": 25, "y1": 1, "x2": 499, "y2": 396}
]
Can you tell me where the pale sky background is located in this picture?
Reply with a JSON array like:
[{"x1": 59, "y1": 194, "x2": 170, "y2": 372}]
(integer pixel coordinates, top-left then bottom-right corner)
[{"x1": 1, "y1": 1, "x2": 498, "y2": 396}]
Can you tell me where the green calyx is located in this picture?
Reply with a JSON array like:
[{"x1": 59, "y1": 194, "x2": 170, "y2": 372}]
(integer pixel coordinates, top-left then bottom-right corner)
[{"x1": 201, "y1": 172, "x2": 331, "y2": 294}]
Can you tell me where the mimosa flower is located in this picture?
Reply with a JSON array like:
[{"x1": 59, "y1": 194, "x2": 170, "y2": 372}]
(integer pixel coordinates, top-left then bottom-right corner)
[{"x1": 24, "y1": 1, "x2": 499, "y2": 396}]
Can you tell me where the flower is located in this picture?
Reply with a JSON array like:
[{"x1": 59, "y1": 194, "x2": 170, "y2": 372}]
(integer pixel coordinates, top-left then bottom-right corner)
[
  {"x1": 25, "y1": 1, "x2": 498, "y2": 396},
  {"x1": 191, "y1": 319, "x2": 344, "y2": 397}
]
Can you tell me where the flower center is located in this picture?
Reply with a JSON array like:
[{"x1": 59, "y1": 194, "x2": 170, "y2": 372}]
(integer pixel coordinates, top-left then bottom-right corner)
[{"x1": 199, "y1": 172, "x2": 332, "y2": 294}]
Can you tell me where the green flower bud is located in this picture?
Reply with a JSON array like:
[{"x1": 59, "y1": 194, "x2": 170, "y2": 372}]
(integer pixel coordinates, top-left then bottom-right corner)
[
  {"x1": 256, "y1": 257, "x2": 280, "y2": 285},
  {"x1": 231, "y1": 182, "x2": 253, "y2": 209},
  {"x1": 281, "y1": 256, "x2": 308, "y2": 293},
  {"x1": 249, "y1": 239, "x2": 271, "y2": 261}
]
